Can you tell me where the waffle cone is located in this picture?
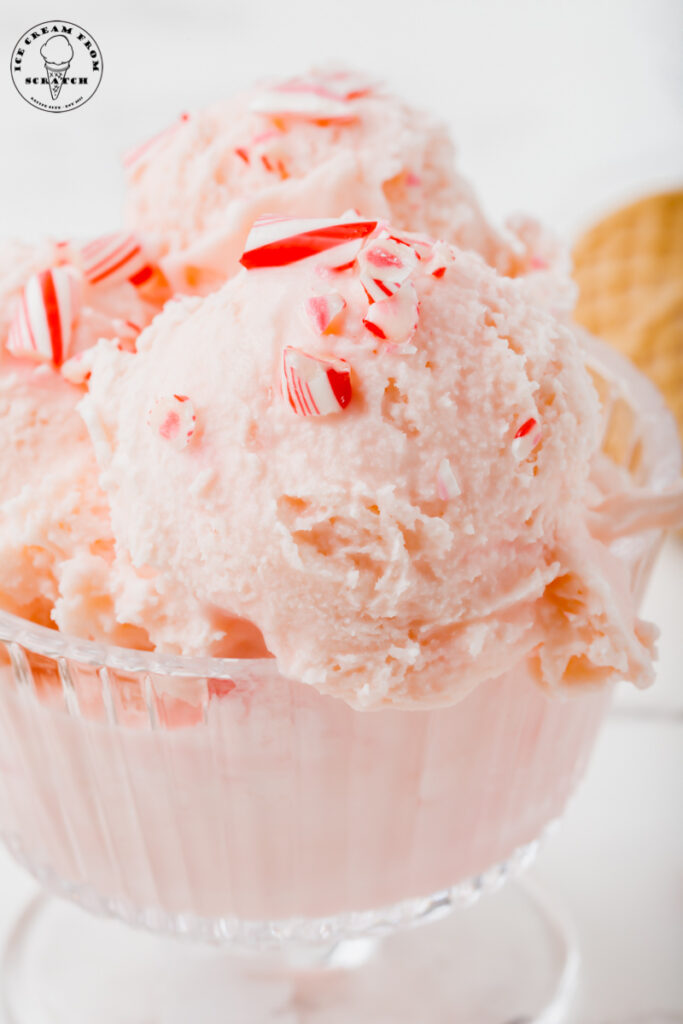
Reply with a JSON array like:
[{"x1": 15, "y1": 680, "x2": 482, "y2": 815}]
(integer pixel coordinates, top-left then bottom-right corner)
[
  {"x1": 573, "y1": 191, "x2": 683, "y2": 444},
  {"x1": 44, "y1": 61, "x2": 70, "y2": 100}
]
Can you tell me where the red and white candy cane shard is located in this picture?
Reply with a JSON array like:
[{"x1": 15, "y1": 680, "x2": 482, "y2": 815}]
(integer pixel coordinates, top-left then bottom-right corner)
[
  {"x1": 123, "y1": 113, "x2": 190, "y2": 170},
  {"x1": 240, "y1": 214, "x2": 377, "y2": 270},
  {"x1": 436, "y1": 457, "x2": 461, "y2": 501},
  {"x1": 281, "y1": 347, "x2": 352, "y2": 417},
  {"x1": 358, "y1": 235, "x2": 418, "y2": 301},
  {"x1": 424, "y1": 240, "x2": 456, "y2": 279},
  {"x1": 147, "y1": 394, "x2": 197, "y2": 451},
  {"x1": 6, "y1": 267, "x2": 81, "y2": 366},
  {"x1": 110, "y1": 319, "x2": 142, "y2": 353},
  {"x1": 362, "y1": 281, "x2": 419, "y2": 346},
  {"x1": 304, "y1": 70, "x2": 374, "y2": 100},
  {"x1": 305, "y1": 292, "x2": 346, "y2": 334},
  {"x1": 61, "y1": 347, "x2": 97, "y2": 386},
  {"x1": 250, "y1": 72, "x2": 371, "y2": 121},
  {"x1": 80, "y1": 233, "x2": 154, "y2": 288},
  {"x1": 511, "y1": 417, "x2": 542, "y2": 461},
  {"x1": 388, "y1": 229, "x2": 435, "y2": 261},
  {"x1": 251, "y1": 89, "x2": 353, "y2": 122}
]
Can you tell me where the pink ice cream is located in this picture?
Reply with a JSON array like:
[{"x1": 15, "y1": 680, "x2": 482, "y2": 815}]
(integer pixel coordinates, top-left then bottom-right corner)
[
  {"x1": 124, "y1": 70, "x2": 552, "y2": 297},
  {"x1": 81, "y1": 216, "x2": 673, "y2": 708},
  {"x1": 0, "y1": 238, "x2": 165, "y2": 645}
]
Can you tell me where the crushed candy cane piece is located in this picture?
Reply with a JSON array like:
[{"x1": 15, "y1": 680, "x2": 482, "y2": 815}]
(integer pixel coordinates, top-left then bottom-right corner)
[
  {"x1": 80, "y1": 232, "x2": 154, "y2": 288},
  {"x1": 148, "y1": 394, "x2": 197, "y2": 450},
  {"x1": 6, "y1": 267, "x2": 81, "y2": 366},
  {"x1": 358, "y1": 235, "x2": 418, "y2": 301},
  {"x1": 305, "y1": 292, "x2": 346, "y2": 334},
  {"x1": 362, "y1": 281, "x2": 419, "y2": 345},
  {"x1": 123, "y1": 113, "x2": 190, "y2": 169},
  {"x1": 436, "y1": 457, "x2": 461, "y2": 500},
  {"x1": 424, "y1": 240, "x2": 456, "y2": 278},
  {"x1": 250, "y1": 72, "x2": 371, "y2": 121},
  {"x1": 511, "y1": 417, "x2": 542, "y2": 461},
  {"x1": 281, "y1": 347, "x2": 352, "y2": 416},
  {"x1": 240, "y1": 213, "x2": 376, "y2": 269},
  {"x1": 305, "y1": 70, "x2": 374, "y2": 100},
  {"x1": 61, "y1": 347, "x2": 98, "y2": 385},
  {"x1": 251, "y1": 90, "x2": 352, "y2": 121}
]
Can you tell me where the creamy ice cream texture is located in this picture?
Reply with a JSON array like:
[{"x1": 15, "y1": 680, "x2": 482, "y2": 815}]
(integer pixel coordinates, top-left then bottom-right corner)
[
  {"x1": 0, "y1": 237, "x2": 165, "y2": 645},
  {"x1": 124, "y1": 70, "x2": 567, "y2": 305},
  {"x1": 80, "y1": 215, "x2": 679, "y2": 708}
]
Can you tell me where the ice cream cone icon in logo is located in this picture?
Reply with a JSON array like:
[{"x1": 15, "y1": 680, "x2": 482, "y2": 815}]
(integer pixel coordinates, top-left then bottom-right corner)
[{"x1": 40, "y1": 35, "x2": 74, "y2": 100}]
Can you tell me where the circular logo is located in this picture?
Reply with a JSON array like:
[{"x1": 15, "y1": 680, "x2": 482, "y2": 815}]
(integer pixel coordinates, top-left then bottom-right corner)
[{"x1": 10, "y1": 21, "x2": 103, "y2": 113}]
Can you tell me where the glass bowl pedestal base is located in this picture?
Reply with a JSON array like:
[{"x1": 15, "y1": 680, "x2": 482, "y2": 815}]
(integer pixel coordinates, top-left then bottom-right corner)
[{"x1": 2, "y1": 879, "x2": 579, "y2": 1024}]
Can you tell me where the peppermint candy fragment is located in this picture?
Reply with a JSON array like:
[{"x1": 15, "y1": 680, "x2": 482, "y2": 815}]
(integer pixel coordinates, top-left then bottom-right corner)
[
  {"x1": 363, "y1": 281, "x2": 419, "y2": 346},
  {"x1": 281, "y1": 347, "x2": 352, "y2": 416},
  {"x1": 436, "y1": 457, "x2": 461, "y2": 500},
  {"x1": 308, "y1": 70, "x2": 374, "y2": 100},
  {"x1": 250, "y1": 72, "x2": 371, "y2": 122},
  {"x1": 6, "y1": 267, "x2": 81, "y2": 366},
  {"x1": 249, "y1": 129, "x2": 289, "y2": 177},
  {"x1": 424, "y1": 240, "x2": 456, "y2": 279},
  {"x1": 358, "y1": 235, "x2": 418, "y2": 301},
  {"x1": 123, "y1": 113, "x2": 190, "y2": 170},
  {"x1": 80, "y1": 233, "x2": 154, "y2": 288},
  {"x1": 61, "y1": 347, "x2": 97, "y2": 386},
  {"x1": 305, "y1": 292, "x2": 346, "y2": 334},
  {"x1": 240, "y1": 213, "x2": 377, "y2": 270},
  {"x1": 148, "y1": 395, "x2": 197, "y2": 450},
  {"x1": 511, "y1": 417, "x2": 542, "y2": 461}
]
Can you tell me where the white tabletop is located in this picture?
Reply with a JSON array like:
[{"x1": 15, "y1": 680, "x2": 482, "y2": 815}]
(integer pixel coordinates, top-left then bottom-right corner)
[{"x1": 0, "y1": 1, "x2": 682, "y2": 1019}]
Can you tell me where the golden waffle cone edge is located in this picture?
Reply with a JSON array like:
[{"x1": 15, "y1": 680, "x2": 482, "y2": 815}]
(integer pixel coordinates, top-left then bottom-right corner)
[{"x1": 573, "y1": 190, "x2": 683, "y2": 444}]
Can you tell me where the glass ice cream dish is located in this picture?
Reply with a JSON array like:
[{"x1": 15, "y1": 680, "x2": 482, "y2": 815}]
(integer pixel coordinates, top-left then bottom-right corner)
[{"x1": 1, "y1": 74, "x2": 682, "y2": 1024}]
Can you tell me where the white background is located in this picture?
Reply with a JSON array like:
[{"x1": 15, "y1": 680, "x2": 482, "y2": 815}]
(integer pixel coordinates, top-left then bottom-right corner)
[{"x1": 0, "y1": 1, "x2": 682, "y2": 1020}]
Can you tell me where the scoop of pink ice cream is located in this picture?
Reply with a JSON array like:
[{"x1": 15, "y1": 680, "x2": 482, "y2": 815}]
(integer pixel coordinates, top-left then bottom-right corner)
[
  {"x1": 124, "y1": 70, "x2": 538, "y2": 296},
  {"x1": 81, "y1": 217, "x2": 657, "y2": 708},
  {"x1": 0, "y1": 238, "x2": 162, "y2": 646}
]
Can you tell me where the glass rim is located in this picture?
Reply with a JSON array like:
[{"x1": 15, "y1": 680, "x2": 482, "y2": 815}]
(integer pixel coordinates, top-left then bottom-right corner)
[{"x1": 0, "y1": 334, "x2": 680, "y2": 680}]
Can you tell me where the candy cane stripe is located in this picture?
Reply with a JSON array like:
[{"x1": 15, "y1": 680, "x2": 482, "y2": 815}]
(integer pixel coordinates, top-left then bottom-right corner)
[
  {"x1": 88, "y1": 245, "x2": 141, "y2": 284},
  {"x1": 128, "y1": 264, "x2": 154, "y2": 287},
  {"x1": 305, "y1": 380, "x2": 320, "y2": 415},
  {"x1": 241, "y1": 214, "x2": 377, "y2": 269},
  {"x1": 281, "y1": 347, "x2": 352, "y2": 417},
  {"x1": 6, "y1": 267, "x2": 80, "y2": 365},
  {"x1": 81, "y1": 233, "x2": 155, "y2": 289},
  {"x1": 511, "y1": 417, "x2": 542, "y2": 461},
  {"x1": 40, "y1": 270, "x2": 63, "y2": 366}
]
